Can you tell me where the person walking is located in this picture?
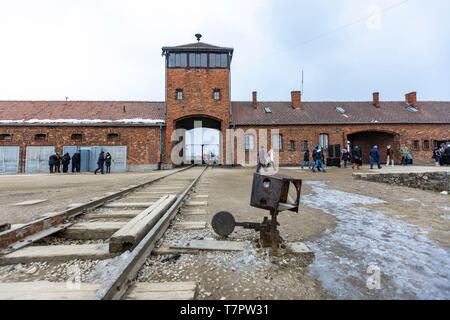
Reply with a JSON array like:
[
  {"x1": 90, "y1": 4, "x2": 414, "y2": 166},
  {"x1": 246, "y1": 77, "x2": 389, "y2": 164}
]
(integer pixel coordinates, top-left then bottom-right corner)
[
  {"x1": 352, "y1": 146, "x2": 362, "y2": 170},
  {"x1": 444, "y1": 143, "x2": 450, "y2": 166},
  {"x1": 62, "y1": 152, "x2": 71, "y2": 173},
  {"x1": 94, "y1": 151, "x2": 105, "y2": 175},
  {"x1": 386, "y1": 145, "x2": 395, "y2": 167},
  {"x1": 313, "y1": 147, "x2": 327, "y2": 173},
  {"x1": 54, "y1": 152, "x2": 61, "y2": 173},
  {"x1": 370, "y1": 145, "x2": 382, "y2": 170},
  {"x1": 341, "y1": 149, "x2": 351, "y2": 169},
  {"x1": 256, "y1": 146, "x2": 267, "y2": 174},
  {"x1": 105, "y1": 152, "x2": 112, "y2": 173},
  {"x1": 301, "y1": 149, "x2": 310, "y2": 170},
  {"x1": 406, "y1": 150, "x2": 414, "y2": 166},
  {"x1": 433, "y1": 147, "x2": 442, "y2": 166},
  {"x1": 266, "y1": 148, "x2": 275, "y2": 170},
  {"x1": 400, "y1": 144, "x2": 410, "y2": 166},
  {"x1": 48, "y1": 153, "x2": 57, "y2": 173},
  {"x1": 72, "y1": 151, "x2": 81, "y2": 173}
]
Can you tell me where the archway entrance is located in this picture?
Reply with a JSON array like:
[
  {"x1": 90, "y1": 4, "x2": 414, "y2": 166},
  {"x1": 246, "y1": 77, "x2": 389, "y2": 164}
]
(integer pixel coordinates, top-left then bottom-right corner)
[
  {"x1": 348, "y1": 131, "x2": 399, "y2": 164},
  {"x1": 174, "y1": 116, "x2": 221, "y2": 165}
]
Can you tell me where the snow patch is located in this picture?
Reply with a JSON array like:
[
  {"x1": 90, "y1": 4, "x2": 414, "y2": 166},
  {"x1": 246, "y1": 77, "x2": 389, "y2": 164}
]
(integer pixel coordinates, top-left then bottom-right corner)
[
  {"x1": 302, "y1": 181, "x2": 450, "y2": 300},
  {"x1": 0, "y1": 118, "x2": 165, "y2": 125}
]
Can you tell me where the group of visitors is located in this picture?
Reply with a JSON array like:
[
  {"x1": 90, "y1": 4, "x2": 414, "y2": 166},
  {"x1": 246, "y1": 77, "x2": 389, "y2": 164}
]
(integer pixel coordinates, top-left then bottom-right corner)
[
  {"x1": 94, "y1": 151, "x2": 112, "y2": 174},
  {"x1": 48, "y1": 151, "x2": 112, "y2": 174},
  {"x1": 300, "y1": 146, "x2": 327, "y2": 173},
  {"x1": 256, "y1": 146, "x2": 276, "y2": 173},
  {"x1": 48, "y1": 151, "x2": 81, "y2": 174},
  {"x1": 299, "y1": 145, "x2": 398, "y2": 171},
  {"x1": 253, "y1": 141, "x2": 450, "y2": 174},
  {"x1": 433, "y1": 142, "x2": 450, "y2": 166}
]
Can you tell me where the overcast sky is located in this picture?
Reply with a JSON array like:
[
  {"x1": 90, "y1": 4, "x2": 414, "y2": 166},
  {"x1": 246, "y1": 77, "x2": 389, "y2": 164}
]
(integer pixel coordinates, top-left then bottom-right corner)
[{"x1": 0, "y1": 0, "x2": 449, "y2": 102}]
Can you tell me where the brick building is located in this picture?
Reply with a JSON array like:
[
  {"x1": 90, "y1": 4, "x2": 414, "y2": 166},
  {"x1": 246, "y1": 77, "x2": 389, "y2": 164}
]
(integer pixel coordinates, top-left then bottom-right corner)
[{"x1": 1, "y1": 36, "x2": 450, "y2": 173}]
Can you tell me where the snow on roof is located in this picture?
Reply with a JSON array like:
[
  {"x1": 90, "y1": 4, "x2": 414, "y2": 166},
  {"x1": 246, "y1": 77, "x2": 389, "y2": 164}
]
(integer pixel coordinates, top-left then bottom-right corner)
[{"x1": 0, "y1": 118, "x2": 165, "y2": 125}]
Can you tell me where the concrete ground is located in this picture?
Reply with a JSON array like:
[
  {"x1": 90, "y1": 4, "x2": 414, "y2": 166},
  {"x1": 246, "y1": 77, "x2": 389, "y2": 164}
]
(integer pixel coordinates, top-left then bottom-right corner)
[{"x1": 0, "y1": 170, "x2": 176, "y2": 225}]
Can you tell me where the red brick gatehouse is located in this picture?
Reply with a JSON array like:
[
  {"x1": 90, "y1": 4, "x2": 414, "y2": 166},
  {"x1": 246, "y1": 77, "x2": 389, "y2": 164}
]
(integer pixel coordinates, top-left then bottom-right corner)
[{"x1": 1, "y1": 37, "x2": 449, "y2": 173}]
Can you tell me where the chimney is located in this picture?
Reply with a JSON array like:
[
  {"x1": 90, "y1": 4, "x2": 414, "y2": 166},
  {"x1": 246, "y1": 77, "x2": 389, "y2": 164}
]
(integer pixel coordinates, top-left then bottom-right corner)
[
  {"x1": 373, "y1": 92, "x2": 380, "y2": 108},
  {"x1": 291, "y1": 91, "x2": 302, "y2": 109},
  {"x1": 405, "y1": 92, "x2": 417, "y2": 108},
  {"x1": 252, "y1": 91, "x2": 257, "y2": 109}
]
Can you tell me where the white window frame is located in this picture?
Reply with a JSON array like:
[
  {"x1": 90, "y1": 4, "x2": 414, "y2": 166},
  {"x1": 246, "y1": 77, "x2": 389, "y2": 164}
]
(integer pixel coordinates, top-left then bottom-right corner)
[
  {"x1": 272, "y1": 134, "x2": 283, "y2": 151},
  {"x1": 245, "y1": 134, "x2": 255, "y2": 151},
  {"x1": 319, "y1": 134, "x2": 329, "y2": 148}
]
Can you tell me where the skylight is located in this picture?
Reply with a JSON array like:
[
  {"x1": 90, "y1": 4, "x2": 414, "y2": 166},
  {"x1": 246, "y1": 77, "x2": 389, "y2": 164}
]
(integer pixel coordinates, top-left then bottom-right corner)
[
  {"x1": 336, "y1": 106, "x2": 346, "y2": 114},
  {"x1": 407, "y1": 106, "x2": 418, "y2": 113},
  {"x1": 264, "y1": 107, "x2": 272, "y2": 113}
]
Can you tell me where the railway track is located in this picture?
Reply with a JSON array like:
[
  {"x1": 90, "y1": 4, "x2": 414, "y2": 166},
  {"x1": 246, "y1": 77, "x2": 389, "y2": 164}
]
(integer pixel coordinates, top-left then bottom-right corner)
[{"x1": 0, "y1": 165, "x2": 209, "y2": 300}]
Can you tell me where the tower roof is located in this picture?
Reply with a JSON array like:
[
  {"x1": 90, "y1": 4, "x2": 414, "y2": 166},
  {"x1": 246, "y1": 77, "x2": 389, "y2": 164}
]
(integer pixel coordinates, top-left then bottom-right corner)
[{"x1": 162, "y1": 35, "x2": 233, "y2": 54}]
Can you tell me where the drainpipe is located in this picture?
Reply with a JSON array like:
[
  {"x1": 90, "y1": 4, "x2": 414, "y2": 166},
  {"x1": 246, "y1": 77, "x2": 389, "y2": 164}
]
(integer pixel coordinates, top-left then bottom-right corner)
[{"x1": 159, "y1": 123, "x2": 164, "y2": 170}]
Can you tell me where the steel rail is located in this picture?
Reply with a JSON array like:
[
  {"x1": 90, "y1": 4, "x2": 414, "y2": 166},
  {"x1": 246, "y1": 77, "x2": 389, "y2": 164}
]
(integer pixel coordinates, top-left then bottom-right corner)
[
  {"x1": 95, "y1": 166, "x2": 208, "y2": 300},
  {"x1": 0, "y1": 165, "x2": 194, "y2": 254}
]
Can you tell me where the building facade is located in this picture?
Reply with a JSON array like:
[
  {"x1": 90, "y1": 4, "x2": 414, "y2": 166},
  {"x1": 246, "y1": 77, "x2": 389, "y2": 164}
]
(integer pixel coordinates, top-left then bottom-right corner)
[{"x1": 1, "y1": 37, "x2": 450, "y2": 173}]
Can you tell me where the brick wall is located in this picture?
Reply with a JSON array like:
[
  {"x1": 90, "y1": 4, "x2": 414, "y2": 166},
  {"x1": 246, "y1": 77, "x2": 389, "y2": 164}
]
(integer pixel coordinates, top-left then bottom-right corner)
[
  {"x1": 232, "y1": 124, "x2": 450, "y2": 165},
  {"x1": 0, "y1": 126, "x2": 162, "y2": 171},
  {"x1": 165, "y1": 68, "x2": 231, "y2": 165}
]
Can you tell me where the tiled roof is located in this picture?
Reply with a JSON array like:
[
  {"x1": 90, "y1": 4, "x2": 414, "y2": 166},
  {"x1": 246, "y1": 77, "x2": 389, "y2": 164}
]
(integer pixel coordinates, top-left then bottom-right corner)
[
  {"x1": 162, "y1": 42, "x2": 233, "y2": 53},
  {"x1": 0, "y1": 101, "x2": 165, "y2": 126},
  {"x1": 231, "y1": 101, "x2": 450, "y2": 125},
  {"x1": 1, "y1": 100, "x2": 450, "y2": 126}
]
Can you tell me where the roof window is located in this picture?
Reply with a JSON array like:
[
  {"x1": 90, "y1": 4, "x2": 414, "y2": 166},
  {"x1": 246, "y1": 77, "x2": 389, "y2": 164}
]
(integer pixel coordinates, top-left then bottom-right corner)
[
  {"x1": 407, "y1": 106, "x2": 418, "y2": 113},
  {"x1": 336, "y1": 106, "x2": 346, "y2": 114},
  {"x1": 264, "y1": 107, "x2": 272, "y2": 113}
]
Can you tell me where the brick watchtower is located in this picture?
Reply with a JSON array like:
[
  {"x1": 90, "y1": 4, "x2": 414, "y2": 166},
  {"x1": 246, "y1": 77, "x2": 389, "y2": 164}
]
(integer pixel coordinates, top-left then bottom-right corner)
[{"x1": 162, "y1": 34, "x2": 234, "y2": 166}]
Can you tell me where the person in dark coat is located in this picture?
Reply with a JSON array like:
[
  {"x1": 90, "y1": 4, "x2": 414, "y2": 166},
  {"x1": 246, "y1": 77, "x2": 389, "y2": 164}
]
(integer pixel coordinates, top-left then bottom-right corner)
[
  {"x1": 370, "y1": 145, "x2": 382, "y2": 170},
  {"x1": 301, "y1": 149, "x2": 310, "y2": 170},
  {"x1": 433, "y1": 147, "x2": 442, "y2": 166},
  {"x1": 54, "y1": 152, "x2": 61, "y2": 173},
  {"x1": 105, "y1": 152, "x2": 112, "y2": 173},
  {"x1": 445, "y1": 143, "x2": 450, "y2": 166},
  {"x1": 352, "y1": 146, "x2": 362, "y2": 170},
  {"x1": 256, "y1": 146, "x2": 267, "y2": 174},
  {"x1": 48, "y1": 154, "x2": 57, "y2": 173},
  {"x1": 62, "y1": 152, "x2": 71, "y2": 173},
  {"x1": 94, "y1": 151, "x2": 105, "y2": 174},
  {"x1": 341, "y1": 149, "x2": 351, "y2": 169},
  {"x1": 72, "y1": 151, "x2": 81, "y2": 173}
]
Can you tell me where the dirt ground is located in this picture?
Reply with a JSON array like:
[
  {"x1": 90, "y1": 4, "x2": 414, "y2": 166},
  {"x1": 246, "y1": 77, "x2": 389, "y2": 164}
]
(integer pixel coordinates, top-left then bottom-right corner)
[{"x1": 0, "y1": 170, "x2": 175, "y2": 225}]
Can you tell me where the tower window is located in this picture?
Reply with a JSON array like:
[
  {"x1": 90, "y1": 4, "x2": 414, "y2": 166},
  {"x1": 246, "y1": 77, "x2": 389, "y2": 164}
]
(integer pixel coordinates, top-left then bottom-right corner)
[
  {"x1": 34, "y1": 134, "x2": 47, "y2": 141},
  {"x1": 176, "y1": 89, "x2": 184, "y2": 100},
  {"x1": 0, "y1": 134, "x2": 13, "y2": 141},
  {"x1": 209, "y1": 53, "x2": 228, "y2": 68},
  {"x1": 168, "y1": 53, "x2": 187, "y2": 67},
  {"x1": 71, "y1": 133, "x2": 83, "y2": 141},
  {"x1": 107, "y1": 133, "x2": 120, "y2": 141},
  {"x1": 213, "y1": 89, "x2": 221, "y2": 101},
  {"x1": 189, "y1": 53, "x2": 208, "y2": 68}
]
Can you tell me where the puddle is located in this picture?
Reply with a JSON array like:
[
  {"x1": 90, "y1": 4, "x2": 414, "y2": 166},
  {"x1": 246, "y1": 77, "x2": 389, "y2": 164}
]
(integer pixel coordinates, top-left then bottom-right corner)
[{"x1": 302, "y1": 181, "x2": 450, "y2": 300}]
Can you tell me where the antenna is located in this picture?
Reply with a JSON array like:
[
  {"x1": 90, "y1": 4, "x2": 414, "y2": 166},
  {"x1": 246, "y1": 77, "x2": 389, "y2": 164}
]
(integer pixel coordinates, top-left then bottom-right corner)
[{"x1": 301, "y1": 70, "x2": 304, "y2": 95}]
